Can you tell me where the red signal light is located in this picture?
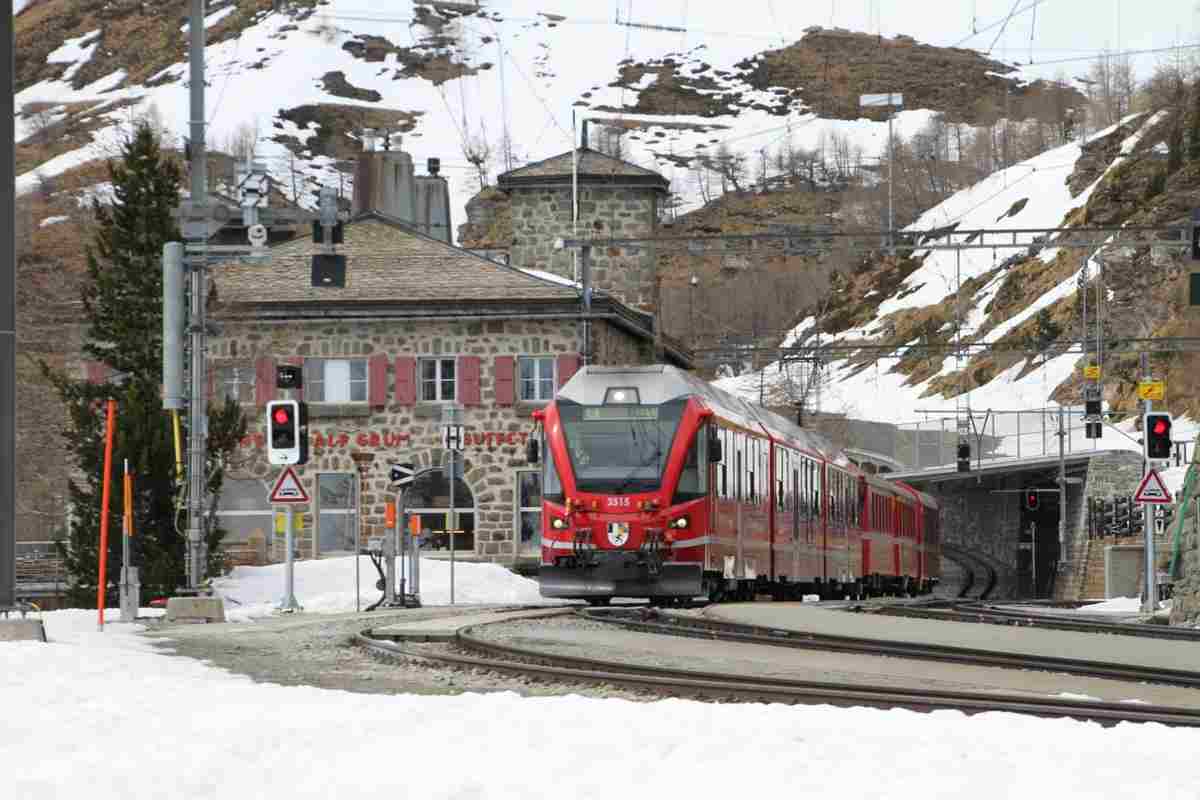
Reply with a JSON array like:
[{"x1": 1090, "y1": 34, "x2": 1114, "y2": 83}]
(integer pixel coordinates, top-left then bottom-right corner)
[
  {"x1": 1153, "y1": 419, "x2": 1169, "y2": 436},
  {"x1": 273, "y1": 407, "x2": 291, "y2": 426}
]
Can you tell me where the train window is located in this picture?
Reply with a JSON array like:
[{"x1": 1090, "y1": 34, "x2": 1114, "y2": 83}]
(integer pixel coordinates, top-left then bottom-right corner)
[
  {"x1": 777, "y1": 479, "x2": 784, "y2": 510},
  {"x1": 542, "y1": 437, "x2": 563, "y2": 502},
  {"x1": 672, "y1": 430, "x2": 707, "y2": 504},
  {"x1": 736, "y1": 449, "x2": 743, "y2": 501},
  {"x1": 749, "y1": 469, "x2": 756, "y2": 505}
]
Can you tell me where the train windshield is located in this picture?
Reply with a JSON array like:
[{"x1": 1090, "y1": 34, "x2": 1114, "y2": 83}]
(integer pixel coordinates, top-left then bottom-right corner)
[{"x1": 558, "y1": 398, "x2": 687, "y2": 494}]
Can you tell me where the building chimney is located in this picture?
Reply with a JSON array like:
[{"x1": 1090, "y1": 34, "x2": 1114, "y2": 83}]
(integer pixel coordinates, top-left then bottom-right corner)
[
  {"x1": 581, "y1": 120, "x2": 589, "y2": 150},
  {"x1": 427, "y1": 157, "x2": 441, "y2": 176}
]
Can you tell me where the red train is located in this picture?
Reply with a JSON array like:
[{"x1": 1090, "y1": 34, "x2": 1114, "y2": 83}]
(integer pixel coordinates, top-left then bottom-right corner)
[{"x1": 530, "y1": 365, "x2": 939, "y2": 603}]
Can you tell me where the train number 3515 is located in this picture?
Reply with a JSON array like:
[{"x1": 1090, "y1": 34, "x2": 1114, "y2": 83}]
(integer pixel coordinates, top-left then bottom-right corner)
[{"x1": 606, "y1": 497, "x2": 632, "y2": 508}]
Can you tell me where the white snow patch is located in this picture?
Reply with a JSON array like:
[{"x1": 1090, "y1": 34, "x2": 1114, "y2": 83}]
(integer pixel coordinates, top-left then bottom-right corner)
[
  {"x1": 39, "y1": 215, "x2": 69, "y2": 227},
  {"x1": 1055, "y1": 692, "x2": 1102, "y2": 702},
  {"x1": 211, "y1": 554, "x2": 546, "y2": 621},
  {"x1": 46, "y1": 29, "x2": 101, "y2": 82},
  {"x1": 1079, "y1": 596, "x2": 1142, "y2": 614},
  {"x1": 519, "y1": 267, "x2": 580, "y2": 288},
  {"x1": 6, "y1": 604, "x2": 1200, "y2": 799},
  {"x1": 180, "y1": 4, "x2": 237, "y2": 32}
]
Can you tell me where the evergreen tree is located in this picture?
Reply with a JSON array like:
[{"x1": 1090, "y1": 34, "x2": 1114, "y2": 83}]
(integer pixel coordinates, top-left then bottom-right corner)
[{"x1": 44, "y1": 123, "x2": 245, "y2": 606}]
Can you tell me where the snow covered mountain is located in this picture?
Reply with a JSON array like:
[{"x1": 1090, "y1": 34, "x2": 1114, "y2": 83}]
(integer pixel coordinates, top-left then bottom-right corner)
[
  {"x1": 13, "y1": 1, "x2": 1068, "y2": 234},
  {"x1": 716, "y1": 107, "x2": 1200, "y2": 452}
]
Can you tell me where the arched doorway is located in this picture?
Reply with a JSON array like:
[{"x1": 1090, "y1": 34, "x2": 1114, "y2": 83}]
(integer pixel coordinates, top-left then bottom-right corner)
[{"x1": 404, "y1": 469, "x2": 476, "y2": 552}]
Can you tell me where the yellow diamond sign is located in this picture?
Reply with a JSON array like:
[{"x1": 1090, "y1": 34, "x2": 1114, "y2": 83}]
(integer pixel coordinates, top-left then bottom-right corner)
[
  {"x1": 1083, "y1": 365, "x2": 1101, "y2": 380},
  {"x1": 1137, "y1": 381, "x2": 1165, "y2": 402}
]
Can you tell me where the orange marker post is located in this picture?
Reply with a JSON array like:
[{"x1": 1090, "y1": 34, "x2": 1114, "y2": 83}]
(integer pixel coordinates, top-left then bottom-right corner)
[{"x1": 97, "y1": 399, "x2": 117, "y2": 631}]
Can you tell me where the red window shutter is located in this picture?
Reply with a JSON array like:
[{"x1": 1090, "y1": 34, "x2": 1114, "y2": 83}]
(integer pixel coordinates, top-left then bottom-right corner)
[
  {"x1": 255, "y1": 357, "x2": 275, "y2": 407},
  {"x1": 556, "y1": 353, "x2": 581, "y2": 389},
  {"x1": 494, "y1": 356, "x2": 515, "y2": 406},
  {"x1": 287, "y1": 356, "x2": 304, "y2": 402},
  {"x1": 395, "y1": 356, "x2": 416, "y2": 406},
  {"x1": 83, "y1": 361, "x2": 106, "y2": 384},
  {"x1": 368, "y1": 353, "x2": 388, "y2": 407},
  {"x1": 459, "y1": 356, "x2": 481, "y2": 406}
]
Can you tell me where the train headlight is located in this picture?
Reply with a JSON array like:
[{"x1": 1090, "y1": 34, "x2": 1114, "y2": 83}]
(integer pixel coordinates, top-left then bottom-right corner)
[
  {"x1": 670, "y1": 516, "x2": 689, "y2": 530},
  {"x1": 551, "y1": 517, "x2": 567, "y2": 530}
]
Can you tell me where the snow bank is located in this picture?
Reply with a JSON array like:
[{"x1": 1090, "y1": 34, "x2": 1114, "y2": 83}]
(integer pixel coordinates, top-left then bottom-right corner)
[
  {"x1": 5, "y1": 607, "x2": 1200, "y2": 799},
  {"x1": 1079, "y1": 596, "x2": 1143, "y2": 614},
  {"x1": 211, "y1": 554, "x2": 546, "y2": 620}
]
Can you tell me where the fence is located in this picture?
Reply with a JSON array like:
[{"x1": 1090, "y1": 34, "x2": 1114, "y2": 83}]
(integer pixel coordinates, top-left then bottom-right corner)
[{"x1": 894, "y1": 406, "x2": 1187, "y2": 470}]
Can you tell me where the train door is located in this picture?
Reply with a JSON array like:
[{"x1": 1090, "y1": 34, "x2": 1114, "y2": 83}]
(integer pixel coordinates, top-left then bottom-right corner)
[{"x1": 791, "y1": 467, "x2": 801, "y2": 582}]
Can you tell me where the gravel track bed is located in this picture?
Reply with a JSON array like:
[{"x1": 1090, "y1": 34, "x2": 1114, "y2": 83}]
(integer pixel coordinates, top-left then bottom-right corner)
[{"x1": 142, "y1": 608, "x2": 653, "y2": 700}]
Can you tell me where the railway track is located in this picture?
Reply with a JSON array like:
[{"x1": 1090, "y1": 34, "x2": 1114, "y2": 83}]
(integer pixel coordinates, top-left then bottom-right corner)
[
  {"x1": 871, "y1": 601, "x2": 1200, "y2": 642},
  {"x1": 581, "y1": 608, "x2": 1200, "y2": 688},
  {"x1": 941, "y1": 544, "x2": 998, "y2": 600},
  {"x1": 355, "y1": 609, "x2": 1200, "y2": 727}
]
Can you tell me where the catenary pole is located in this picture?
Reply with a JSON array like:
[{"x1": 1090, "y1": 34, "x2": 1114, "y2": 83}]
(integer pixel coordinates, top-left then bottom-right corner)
[
  {"x1": 1, "y1": 0, "x2": 15, "y2": 611},
  {"x1": 186, "y1": 0, "x2": 209, "y2": 591}
]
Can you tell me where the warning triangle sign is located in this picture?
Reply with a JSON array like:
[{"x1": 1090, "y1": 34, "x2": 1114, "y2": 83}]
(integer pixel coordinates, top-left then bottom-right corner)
[
  {"x1": 269, "y1": 467, "x2": 310, "y2": 504},
  {"x1": 1134, "y1": 469, "x2": 1173, "y2": 505}
]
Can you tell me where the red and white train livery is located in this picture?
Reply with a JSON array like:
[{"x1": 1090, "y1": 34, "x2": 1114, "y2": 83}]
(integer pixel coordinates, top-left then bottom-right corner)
[{"x1": 531, "y1": 365, "x2": 939, "y2": 603}]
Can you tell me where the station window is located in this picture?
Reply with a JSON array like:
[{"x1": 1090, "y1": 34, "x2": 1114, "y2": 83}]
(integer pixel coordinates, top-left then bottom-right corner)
[
  {"x1": 518, "y1": 356, "x2": 555, "y2": 402},
  {"x1": 419, "y1": 357, "x2": 457, "y2": 402},
  {"x1": 215, "y1": 365, "x2": 255, "y2": 404},
  {"x1": 305, "y1": 359, "x2": 367, "y2": 403},
  {"x1": 215, "y1": 479, "x2": 272, "y2": 545},
  {"x1": 316, "y1": 473, "x2": 356, "y2": 554}
]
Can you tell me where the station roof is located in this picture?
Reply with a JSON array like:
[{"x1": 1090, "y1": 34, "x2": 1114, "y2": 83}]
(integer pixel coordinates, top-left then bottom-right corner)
[
  {"x1": 890, "y1": 449, "x2": 1140, "y2": 485},
  {"x1": 497, "y1": 147, "x2": 670, "y2": 191}
]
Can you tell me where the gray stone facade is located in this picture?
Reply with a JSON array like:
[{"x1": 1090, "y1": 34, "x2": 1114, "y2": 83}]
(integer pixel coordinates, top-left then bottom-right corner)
[
  {"x1": 508, "y1": 185, "x2": 660, "y2": 311},
  {"x1": 211, "y1": 317, "x2": 649, "y2": 565},
  {"x1": 1059, "y1": 451, "x2": 1145, "y2": 600},
  {"x1": 934, "y1": 479, "x2": 1024, "y2": 598}
]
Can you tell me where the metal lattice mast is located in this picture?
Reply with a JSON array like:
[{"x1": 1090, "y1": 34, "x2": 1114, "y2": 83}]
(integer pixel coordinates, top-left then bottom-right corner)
[{"x1": 0, "y1": 0, "x2": 15, "y2": 611}]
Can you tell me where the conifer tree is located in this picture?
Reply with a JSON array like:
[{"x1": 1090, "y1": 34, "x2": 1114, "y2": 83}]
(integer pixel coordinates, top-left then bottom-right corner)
[{"x1": 45, "y1": 123, "x2": 245, "y2": 606}]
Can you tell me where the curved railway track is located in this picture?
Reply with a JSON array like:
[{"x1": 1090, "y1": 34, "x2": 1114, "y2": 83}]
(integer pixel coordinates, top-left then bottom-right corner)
[
  {"x1": 871, "y1": 601, "x2": 1200, "y2": 642},
  {"x1": 941, "y1": 544, "x2": 998, "y2": 600},
  {"x1": 355, "y1": 609, "x2": 1200, "y2": 727}
]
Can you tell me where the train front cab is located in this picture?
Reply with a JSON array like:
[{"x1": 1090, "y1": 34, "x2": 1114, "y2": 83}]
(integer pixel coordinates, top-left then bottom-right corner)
[{"x1": 534, "y1": 393, "x2": 716, "y2": 602}]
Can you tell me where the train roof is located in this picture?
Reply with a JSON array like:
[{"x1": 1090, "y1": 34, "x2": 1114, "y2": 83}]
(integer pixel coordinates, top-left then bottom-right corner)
[{"x1": 559, "y1": 365, "x2": 852, "y2": 467}]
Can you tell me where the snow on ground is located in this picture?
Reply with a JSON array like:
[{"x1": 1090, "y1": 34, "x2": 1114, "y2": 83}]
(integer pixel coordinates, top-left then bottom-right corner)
[
  {"x1": 4, "y1": 607, "x2": 1200, "y2": 799},
  {"x1": 211, "y1": 554, "x2": 546, "y2": 620},
  {"x1": 38, "y1": 215, "x2": 69, "y2": 227},
  {"x1": 1079, "y1": 597, "x2": 1144, "y2": 614}
]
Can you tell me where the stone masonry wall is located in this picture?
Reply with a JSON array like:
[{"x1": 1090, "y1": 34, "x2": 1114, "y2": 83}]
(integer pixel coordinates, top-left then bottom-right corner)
[
  {"x1": 1058, "y1": 451, "x2": 1144, "y2": 601},
  {"x1": 508, "y1": 185, "x2": 659, "y2": 311},
  {"x1": 210, "y1": 316, "x2": 648, "y2": 564},
  {"x1": 1171, "y1": 508, "x2": 1200, "y2": 624}
]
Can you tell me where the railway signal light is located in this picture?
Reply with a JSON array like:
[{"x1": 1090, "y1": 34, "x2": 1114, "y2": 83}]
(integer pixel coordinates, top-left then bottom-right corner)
[
  {"x1": 957, "y1": 442, "x2": 970, "y2": 473},
  {"x1": 1131, "y1": 504, "x2": 1145, "y2": 535},
  {"x1": 1101, "y1": 498, "x2": 1116, "y2": 535},
  {"x1": 1024, "y1": 490, "x2": 1040, "y2": 512},
  {"x1": 267, "y1": 400, "x2": 308, "y2": 465},
  {"x1": 1115, "y1": 497, "x2": 1130, "y2": 534},
  {"x1": 1144, "y1": 412, "x2": 1172, "y2": 461}
]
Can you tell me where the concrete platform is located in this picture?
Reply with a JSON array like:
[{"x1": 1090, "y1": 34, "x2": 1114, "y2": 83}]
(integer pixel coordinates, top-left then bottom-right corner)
[
  {"x1": 703, "y1": 603, "x2": 1200, "y2": 672},
  {"x1": 372, "y1": 606, "x2": 568, "y2": 641},
  {"x1": 0, "y1": 618, "x2": 47, "y2": 642},
  {"x1": 165, "y1": 597, "x2": 226, "y2": 624},
  {"x1": 479, "y1": 618, "x2": 1200, "y2": 708}
]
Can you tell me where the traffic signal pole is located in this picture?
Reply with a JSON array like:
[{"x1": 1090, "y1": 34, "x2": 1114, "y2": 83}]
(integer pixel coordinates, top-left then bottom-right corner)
[{"x1": 1141, "y1": 352, "x2": 1157, "y2": 614}]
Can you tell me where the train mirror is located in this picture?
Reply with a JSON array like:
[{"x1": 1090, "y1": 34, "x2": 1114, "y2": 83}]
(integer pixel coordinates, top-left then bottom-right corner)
[
  {"x1": 708, "y1": 428, "x2": 722, "y2": 463},
  {"x1": 525, "y1": 437, "x2": 540, "y2": 464}
]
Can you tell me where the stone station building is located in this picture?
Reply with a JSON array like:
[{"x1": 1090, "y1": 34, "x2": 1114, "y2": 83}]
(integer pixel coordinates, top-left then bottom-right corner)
[{"x1": 208, "y1": 208, "x2": 689, "y2": 568}]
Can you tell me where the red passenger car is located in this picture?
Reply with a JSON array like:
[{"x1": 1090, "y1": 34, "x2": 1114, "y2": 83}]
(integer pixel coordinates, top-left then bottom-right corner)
[{"x1": 531, "y1": 365, "x2": 939, "y2": 603}]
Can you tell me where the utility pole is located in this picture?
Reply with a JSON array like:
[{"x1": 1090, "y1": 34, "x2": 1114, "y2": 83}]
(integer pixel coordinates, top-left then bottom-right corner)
[
  {"x1": 1, "y1": 0, "x2": 15, "y2": 613},
  {"x1": 185, "y1": 0, "x2": 210, "y2": 593}
]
